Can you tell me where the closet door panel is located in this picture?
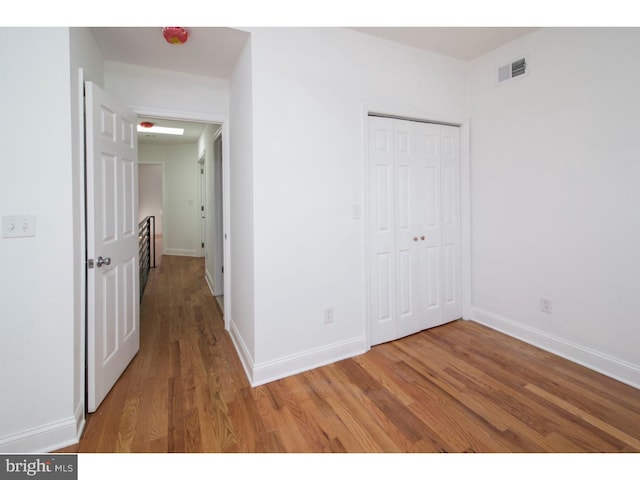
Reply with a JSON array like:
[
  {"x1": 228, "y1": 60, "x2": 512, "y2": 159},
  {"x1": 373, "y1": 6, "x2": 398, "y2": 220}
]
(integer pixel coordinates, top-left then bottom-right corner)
[
  {"x1": 440, "y1": 125, "x2": 462, "y2": 321},
  {"x1": 369, "y1": 116, "x2": 397, "y2": 344},
  {"x1": 395, "y1": 119, "x2": 422, "y2": 338}
]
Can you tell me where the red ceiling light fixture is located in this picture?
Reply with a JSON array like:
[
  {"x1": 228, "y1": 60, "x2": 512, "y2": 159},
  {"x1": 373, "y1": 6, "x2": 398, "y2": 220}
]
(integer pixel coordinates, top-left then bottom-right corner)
[
  {"x1": 140, "y1": 121, "x2": 155, "y2": 128},
  {"x1": 162, "y1": 27, "x2": 189, "y2": 45}
]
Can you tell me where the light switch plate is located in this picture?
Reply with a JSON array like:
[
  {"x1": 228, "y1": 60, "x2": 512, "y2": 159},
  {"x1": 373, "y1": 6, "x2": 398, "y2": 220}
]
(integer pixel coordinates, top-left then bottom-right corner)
[{"x1": 2, "y1": 215, "x2": 36, "y2": 238}]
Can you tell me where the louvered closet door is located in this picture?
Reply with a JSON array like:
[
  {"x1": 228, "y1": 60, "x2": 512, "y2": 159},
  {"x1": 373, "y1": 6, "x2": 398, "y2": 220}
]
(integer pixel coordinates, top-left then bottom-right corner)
[{"x1": 369, "y1": 116, "x2": 461, "y2": 346}]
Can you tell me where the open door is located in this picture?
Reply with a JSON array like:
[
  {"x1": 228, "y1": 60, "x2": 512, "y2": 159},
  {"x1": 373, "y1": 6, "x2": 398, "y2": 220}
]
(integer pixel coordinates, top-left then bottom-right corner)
[
  {"x1": 85, "y1": 81, "x2": 140, "y2": 412},
  {"x1": 212, "y1": 133, "x2": 224, "y2": 297}
]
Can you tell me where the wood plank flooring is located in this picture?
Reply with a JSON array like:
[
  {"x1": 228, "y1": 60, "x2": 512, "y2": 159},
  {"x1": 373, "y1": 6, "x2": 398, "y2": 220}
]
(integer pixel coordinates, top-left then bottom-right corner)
[{"x1": 60, "y1": 255, "x2": 640, "y2": 453}]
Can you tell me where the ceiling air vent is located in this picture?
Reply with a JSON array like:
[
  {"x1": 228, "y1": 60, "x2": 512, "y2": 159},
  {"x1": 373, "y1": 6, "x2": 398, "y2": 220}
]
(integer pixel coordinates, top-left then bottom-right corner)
[{"x1": 497, "y1": 57, "x2": 527, "y2": 84}]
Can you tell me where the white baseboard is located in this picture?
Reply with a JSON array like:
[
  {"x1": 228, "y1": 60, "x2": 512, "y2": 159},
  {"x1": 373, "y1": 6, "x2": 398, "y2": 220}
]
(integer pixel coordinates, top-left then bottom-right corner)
[
  {"x1": 471, "y1": 307, "x2": 640, "y2": 390},
  {"x1": 204, "y1": 269, "x2": 215, "y2": 297},
  {"x1": 164, "y1": 248, "x2": 201, "y2": 257},
  {"x1": 227, "y1": 319, "x2": 369, "y2": 388},
  {"x1": 0, "y1": 416, "x2": 79, "y2": 454},
  {"x1": 251, "y1": 336, "x2": 369, "y2": 387},
  {"x1": 228, "y1": 318, "x2": 256, "y2": 386},
  {"x1": 74, "y1": 401, "x2": 85, "y2": 448}
]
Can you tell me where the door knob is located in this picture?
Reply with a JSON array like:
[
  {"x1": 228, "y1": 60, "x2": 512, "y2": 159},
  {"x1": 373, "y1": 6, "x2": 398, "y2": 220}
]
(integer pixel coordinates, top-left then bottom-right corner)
[
  {"x1": 421, "y1": 236, "x2": 425, "y2": 241},
  {"x1": 413, "y1": 237, "x2": 418, "y2": 242},
  {"x1": 97, "y1": 256, "x2": 111, "y2": 267}
]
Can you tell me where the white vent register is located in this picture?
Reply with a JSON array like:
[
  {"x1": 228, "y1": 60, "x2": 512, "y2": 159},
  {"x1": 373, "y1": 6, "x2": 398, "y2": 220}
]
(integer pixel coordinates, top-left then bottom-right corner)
[{"x1": 497, "y1": 57, "x2": 527, "y2": 84}]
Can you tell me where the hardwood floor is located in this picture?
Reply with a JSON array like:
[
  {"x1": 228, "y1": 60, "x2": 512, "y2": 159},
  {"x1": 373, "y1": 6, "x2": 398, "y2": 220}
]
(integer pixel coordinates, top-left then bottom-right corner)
[{"x1": 60, "y1": 255, "x2": 640, "y2": 453}]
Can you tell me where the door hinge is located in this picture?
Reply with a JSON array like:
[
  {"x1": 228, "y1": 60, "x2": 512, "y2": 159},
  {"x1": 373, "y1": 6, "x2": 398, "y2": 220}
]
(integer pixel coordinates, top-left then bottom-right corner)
[
  {"x1": 201, "y1": 205, "x2": 204, "y2": 211},
  {"x1": 201, "y1": 168, "x2": 204, "y2": 174},
  {"x1": 87, "y1": 259, "x2": 94, "y2": 269},
  {"x1": 222, "y1": 266, "x2": 224, "y2": 274},
  {"x1": 201, "y1": 242, "x2": 205, "y2": 248}
]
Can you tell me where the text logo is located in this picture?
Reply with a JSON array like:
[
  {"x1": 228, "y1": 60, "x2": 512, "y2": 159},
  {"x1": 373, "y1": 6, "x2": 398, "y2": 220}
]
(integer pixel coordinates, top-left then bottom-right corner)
[{"x1": 0, "y1": 456, "x2": 77, "y2": 480}]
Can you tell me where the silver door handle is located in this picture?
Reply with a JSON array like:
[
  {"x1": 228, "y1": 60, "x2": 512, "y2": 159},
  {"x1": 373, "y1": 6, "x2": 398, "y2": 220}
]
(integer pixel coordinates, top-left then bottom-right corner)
[{"x1": 97, "y1": 256, "x2": 111, "y2": 267}]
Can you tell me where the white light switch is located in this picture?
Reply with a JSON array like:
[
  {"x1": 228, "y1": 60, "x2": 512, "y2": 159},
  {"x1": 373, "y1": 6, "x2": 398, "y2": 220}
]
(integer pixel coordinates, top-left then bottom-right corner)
[{"x1": 2, "y1": 215, "x2": 36, "y2": 238}]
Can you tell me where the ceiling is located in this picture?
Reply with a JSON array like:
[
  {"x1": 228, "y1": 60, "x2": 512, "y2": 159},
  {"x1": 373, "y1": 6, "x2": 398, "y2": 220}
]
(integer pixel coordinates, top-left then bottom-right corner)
[
  {"x1": 91, "y1": 27, "x2": 250, "y2": 78},
  {"x1": 350, "y1": 27, "x2": 538, "y2": 61},
  {"x1": 91, "y1": 27, "x2": 538, "y2": 81},
  {"x1": 91, "y1": 28, "x2": 242, "y2": 147},
  {"x1": 137, "y1": 116, "x2": 215, "y2": 146},
  {"x1": 93, "y1": 27, "x2": 537, "y2": 146}
]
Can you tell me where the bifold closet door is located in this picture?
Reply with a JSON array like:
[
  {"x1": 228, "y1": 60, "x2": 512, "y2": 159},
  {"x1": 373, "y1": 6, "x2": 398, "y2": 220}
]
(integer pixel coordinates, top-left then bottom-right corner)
[{"x1": 368, "y1": 116, "x2": 461, "y2": 346}]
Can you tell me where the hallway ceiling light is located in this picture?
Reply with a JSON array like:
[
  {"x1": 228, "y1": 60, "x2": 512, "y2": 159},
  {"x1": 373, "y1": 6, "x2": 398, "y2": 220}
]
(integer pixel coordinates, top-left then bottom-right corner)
[
  {"x1": 137, "y1": 124, "x2": 184, "y2": 136},
  {"x1": 162, "y1": 27, "x2": 189, "y2": 45}
]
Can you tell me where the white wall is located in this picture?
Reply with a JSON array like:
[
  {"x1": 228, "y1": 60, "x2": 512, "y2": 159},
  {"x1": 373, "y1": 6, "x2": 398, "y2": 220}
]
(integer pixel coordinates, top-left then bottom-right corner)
[
  {"x1": 138, "y1": 164, "x2": 164, "y2": 234},
  {"x1": 0, "y1": 27, "x2": 79, "y2": 452},
  {"x1": 247, "y1": 28, "x2": 468, "y2": 383},
  {"x1": 469, "y1": 27, "x2": 640, "y2": 387},
  {"x1": 139, "y1": 144, "x2": 200, "y2": 256},
  {"x1": 228, "y1": 36, "x2": 256, "y2": 375},
  {"x1": 104, "y1": 61, "x2": 229, "y2": 120}
]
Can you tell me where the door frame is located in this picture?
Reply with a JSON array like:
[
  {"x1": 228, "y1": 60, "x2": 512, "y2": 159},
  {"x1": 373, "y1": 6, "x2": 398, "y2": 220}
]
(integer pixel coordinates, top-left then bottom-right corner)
[
  {"x1": 130, "y1": 108, "x2": 232, "y2": 332},
  {"x1": 361, "y1": 106, "x2": 471, "y2": 349}
]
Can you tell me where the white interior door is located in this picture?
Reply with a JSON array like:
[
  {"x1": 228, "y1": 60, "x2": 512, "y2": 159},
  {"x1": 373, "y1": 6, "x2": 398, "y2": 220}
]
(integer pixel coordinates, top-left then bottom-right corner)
[
  {"x1": 392, "y1": 120, "x2": 422, "y2": 339},
  {"x1": 86, "y1": 81, "x2": 140, "y2": 412},
  {"x1": 212, "y1": 134, "x2": 224, "y2": 297},
  {"x1": 436, "y1": 125, "x2": 462, "y2": 324},
  {"x1": 368, "y1": 116, "x2": 397, "y2": 344},
  {"x1": 368, "y1": 116, "x2": 462, "y2": 346}
]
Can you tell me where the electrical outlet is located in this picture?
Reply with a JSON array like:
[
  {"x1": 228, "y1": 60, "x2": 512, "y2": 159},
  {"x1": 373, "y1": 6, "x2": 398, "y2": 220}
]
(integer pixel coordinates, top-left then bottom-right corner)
[
  {"x1": 540, "y1": 297, "x2": 552, "y2": 314},
  {"x1": 324, "y1": 307, "x2": 334, "y2": 324}
]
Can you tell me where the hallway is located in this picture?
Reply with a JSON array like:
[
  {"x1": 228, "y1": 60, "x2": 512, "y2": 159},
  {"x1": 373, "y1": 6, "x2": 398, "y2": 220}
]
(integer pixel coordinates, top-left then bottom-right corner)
[
  {"x1": 75, "y1": 255, "x2": 242, "y2": 452},
  {"x1": 60, "y1": 256, "x2": 640, "y2": 453}
]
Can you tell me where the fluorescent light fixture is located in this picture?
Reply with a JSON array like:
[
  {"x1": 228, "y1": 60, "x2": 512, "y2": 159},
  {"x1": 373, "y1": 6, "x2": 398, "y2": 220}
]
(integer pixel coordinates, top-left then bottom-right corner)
[{"x1": 137, "y1": 125, "x2": 184, "y2": 136}]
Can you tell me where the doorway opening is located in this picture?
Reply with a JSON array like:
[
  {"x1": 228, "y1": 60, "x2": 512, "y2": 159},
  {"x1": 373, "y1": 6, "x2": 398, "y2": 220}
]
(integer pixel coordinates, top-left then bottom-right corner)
[
  {"x1": 138, "y1": 116, "x2": 214, "y2": 259},
  {"x1": 135, "y1": 115, "x2": 228, "y2": 323},
  {"x1": 84, "y1": 108, "x2": 229, "y2": 412},
  {"x1": 136, "y1": 116, "x2": 226, "y2": 310}
]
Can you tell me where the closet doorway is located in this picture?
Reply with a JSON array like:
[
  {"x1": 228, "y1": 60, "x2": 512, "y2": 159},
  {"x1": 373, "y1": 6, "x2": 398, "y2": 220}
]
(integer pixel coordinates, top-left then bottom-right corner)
[{"x1": 367, "y1": 115, "x2": 462, "y2": 345}]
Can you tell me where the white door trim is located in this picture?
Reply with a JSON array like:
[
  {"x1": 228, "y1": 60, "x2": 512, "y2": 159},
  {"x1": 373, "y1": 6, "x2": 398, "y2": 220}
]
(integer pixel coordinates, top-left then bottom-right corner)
[
  {"x1": 459, "y1": 120, "x2": 472, "y2": 321},
  {"x1": 77, "y1": 68, "x2": 88, "y2": 432},
  {"x1": 362, "y1": 107, "x2": 472, "y2": 349}
]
